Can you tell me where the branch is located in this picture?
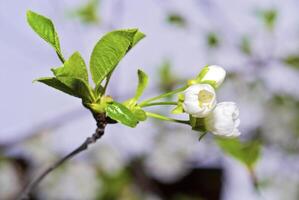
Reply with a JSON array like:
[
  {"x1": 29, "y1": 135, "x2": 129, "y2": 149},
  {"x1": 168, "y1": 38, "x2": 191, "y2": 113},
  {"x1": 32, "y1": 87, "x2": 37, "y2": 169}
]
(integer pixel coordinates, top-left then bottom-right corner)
[{"x1": 18, "y1": 114, "x2": 107, "y2": 200}]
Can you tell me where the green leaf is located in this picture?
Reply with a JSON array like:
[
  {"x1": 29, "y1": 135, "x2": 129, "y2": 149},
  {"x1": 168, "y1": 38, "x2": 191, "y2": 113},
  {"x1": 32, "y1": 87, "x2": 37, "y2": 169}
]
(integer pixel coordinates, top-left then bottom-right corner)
[
  {"x1": 106, "y1": 102, "x2": 138, "y2": 127},
  {"x1": 56, "y1": 77, "x2": 95, "y2": 102},
  {"x1": 52, "y1": 52, "x2": 89, "y2": 82},
  {"x1": 90, "y1": 29, "x2": 145, "y2": 86},
  {"x1": 283, "y1": 55, "x2": 299, "y2": 69},
  {"x1": 216, "y1": 138, "x2": 261, "y2": 168},
  {"x1": 133, "y1": 69, "x2": 148, "y2": 101},
  {"x1": 35, "y1": 77, "x2": 95, "y2": 102},
  {"x1": 49, "y1": 52, "x2": 94, "y2": 102},
  {"x1": 132, "y1": 31, "x2": 145, "y2": 47},
  {"x1": 132, "y1": 108, "x2": 147, "y2": 121},
  {"x1": 35, "y1": 77, "x2": 77, "y2": 96},
  {"x1": 171, "y1": 104, "x2": 184, "y2": 114},
  {"x1": 27, "y1": 10, "x2": 62, "y2": 57}
]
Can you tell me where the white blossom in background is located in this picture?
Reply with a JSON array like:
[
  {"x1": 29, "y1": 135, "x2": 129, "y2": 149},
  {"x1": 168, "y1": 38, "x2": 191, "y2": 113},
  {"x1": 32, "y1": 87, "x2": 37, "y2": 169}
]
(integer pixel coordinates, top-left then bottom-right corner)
[
  {"x1": 201, "y1": 65, "x2": 226, "y2": 88},
  {"x1": 91, "y1": 143, "x2": 126, "y2": 175},
  {"x1": 40, "y1": 162, "x2": 100, "y2": 200},
  {"x1": 0, "y1": 162, "x2": 21, "y2": 199},
  {"x1": 145, "y1": 130, "x2": 197, "y2": 182},
  {"x1": 183, "y1": 84, "x2": 217, "y2": 117},
  {"x1": 205, "y1": 102, "x2": 241, "y2": 137}
]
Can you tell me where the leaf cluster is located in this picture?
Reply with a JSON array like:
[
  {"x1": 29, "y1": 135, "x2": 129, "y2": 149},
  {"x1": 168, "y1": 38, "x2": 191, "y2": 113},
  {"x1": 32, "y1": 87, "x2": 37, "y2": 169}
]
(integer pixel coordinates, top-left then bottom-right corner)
[{"x1": 27, "y1": 10, "x2": 148, "y2": 127}]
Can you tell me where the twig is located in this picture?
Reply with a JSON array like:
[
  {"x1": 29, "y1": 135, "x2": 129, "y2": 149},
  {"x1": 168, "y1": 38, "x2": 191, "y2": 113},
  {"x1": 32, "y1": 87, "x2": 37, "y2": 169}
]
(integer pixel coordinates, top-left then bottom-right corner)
[
  {"x1": 18, "y1": 114, "x2": 107, "y2": 200},
  {"x1": 198, "y1": 132, "x2": 208, "y2": 142}
]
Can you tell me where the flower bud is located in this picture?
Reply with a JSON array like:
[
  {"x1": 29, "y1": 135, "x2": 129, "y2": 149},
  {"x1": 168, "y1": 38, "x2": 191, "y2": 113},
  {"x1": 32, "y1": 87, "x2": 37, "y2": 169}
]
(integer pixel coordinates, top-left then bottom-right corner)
[
  {"x1": 205, "y1": 102, "x2": 241, "y2": 137},
  {"x1": 183, "y1": 84, "x2": 216, "y2": 118},
  {"x1": 200, "y1": 65, "x2": 226, "y2": 88}
]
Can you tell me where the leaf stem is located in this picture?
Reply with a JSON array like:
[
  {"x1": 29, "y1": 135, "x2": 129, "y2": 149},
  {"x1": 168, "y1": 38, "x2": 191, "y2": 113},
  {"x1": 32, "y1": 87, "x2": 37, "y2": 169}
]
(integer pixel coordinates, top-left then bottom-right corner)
[
  {"x1": 139, "y1": 85, "x2": 188, "y2": 107},
  {"x1": 102, "y1": 72, "x2": 113, "y2": 95},
  {"x1": 140, "y1": 101, "x2": 177, "y2": 108},
  {"x1": 56, "y1": 51, "x2": 65, "y2": 63},
  {"x1": 146, "y1": 111, "x2": 189, "y2": 125}
]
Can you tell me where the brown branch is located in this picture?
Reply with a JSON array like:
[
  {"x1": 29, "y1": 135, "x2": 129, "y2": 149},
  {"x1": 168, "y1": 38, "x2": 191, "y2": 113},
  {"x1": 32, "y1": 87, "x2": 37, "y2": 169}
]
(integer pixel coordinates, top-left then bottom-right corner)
[{"x1": 18, "y1": 114, "x2": 107, "y2": 200}]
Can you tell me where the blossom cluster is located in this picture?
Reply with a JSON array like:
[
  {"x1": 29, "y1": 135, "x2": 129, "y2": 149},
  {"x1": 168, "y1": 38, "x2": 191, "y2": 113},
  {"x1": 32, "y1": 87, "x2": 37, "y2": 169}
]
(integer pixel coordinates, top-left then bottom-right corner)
[{"x1": 182, "y1": 65, "x2": 240, "y2": 137}]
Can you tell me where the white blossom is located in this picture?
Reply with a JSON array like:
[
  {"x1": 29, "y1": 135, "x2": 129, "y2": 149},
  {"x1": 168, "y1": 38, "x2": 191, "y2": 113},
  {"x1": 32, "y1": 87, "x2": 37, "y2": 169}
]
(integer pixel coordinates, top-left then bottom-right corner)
[
  {"x1": 205, "y1": 102, "x2": 241, "y2": 137},
  {"x1": 201, "y1": 65, "x2": 226, "y2": 88},
  {"x1": 183, "y1": 84, "x2": 216, "y2": 118}
]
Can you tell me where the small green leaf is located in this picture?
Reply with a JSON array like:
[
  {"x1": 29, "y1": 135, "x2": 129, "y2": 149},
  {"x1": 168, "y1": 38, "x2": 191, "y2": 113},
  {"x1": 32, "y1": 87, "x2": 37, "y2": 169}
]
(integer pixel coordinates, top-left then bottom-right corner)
[
  {"x1": 52, "y1": 52, "x2": 89, "y2": 82},
  {"x1": 90, "y1": 29, "x2": 145, "y2": 86},
  {"x1": 35, "y1": 77, "x2": 77, "y2": 96},
  {"x1": 35, "y1": 77, "x2": 95, "y2": 102},
  {"x1": 283, "y1": 55, "x2": 299, "y2": 69},
  {"x1": 27, "y1": 10, "x2": 62, "y2": 57},
  {"x1": 216, "y1": 138, "x2": 261, "y2": 168},
  {"x1": 132, "y1": 108, "x2": 147, "y2": 121},
  {"x1": 48, "y1": 52, "x2": 94, "y2": 102},
  {"x1": 171, "y1": 104, "x2": 184, "y2": 114},
  {"x1": 133, "y1": 69, "x2": 148, "y2": 101},
  {"x1": 106, "y1": 102, "x2": 138, "y2": 127},
  {"x1": 56, "y1": 77, "x2": 95, "y2": 102}
]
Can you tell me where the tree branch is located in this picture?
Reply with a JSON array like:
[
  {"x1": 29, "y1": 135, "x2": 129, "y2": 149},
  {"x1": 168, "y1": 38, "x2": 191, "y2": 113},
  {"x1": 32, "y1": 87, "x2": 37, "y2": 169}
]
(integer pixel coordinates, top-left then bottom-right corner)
[{"x1": 18, "y1": 114, "x2": 107, "y2": 200}]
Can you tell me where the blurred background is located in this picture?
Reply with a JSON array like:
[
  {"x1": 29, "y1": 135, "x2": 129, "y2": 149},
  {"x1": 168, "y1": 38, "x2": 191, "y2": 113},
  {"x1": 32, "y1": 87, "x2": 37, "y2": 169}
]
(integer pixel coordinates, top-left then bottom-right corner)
[{"x1": 1, "y1": 0, "x2": 299, "y2": 199}]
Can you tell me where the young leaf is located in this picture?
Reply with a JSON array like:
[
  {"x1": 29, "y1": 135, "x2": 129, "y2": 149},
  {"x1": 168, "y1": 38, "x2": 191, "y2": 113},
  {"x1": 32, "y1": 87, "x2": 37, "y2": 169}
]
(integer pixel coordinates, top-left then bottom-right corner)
[
  {"x1": 35, "y1": 77, "x2": 77, "y2": 97},
  {"x1": 27, "y1": 10, "x2": 62, "y2": 58},
  {"x1": 52, "y1": 52, "x2": 89, "y2": 82},
  {"x1": 133, "y1": 69, "x2": 148, "y2": 101},
  {"x1": 90, "y1": 29, "x2": 145, "y2": 86},
  {"x1": 35, "y1": 77, "x2": 95, "y2": 103},
  {"x1": 171, "y1": 104, "x2": 184, "y2": 114},
  {"x1": 106, "y1": 102, "x2": 138, "y2": 127},
  {"x1": 132, "y1": 108, "x2": 147, "y2": 121},
  {"x1": 56, "y1": 77, "x2": 95, "y2": 102},
  {"x1": 132, "y1": 31, "x2": 145, "y2": 47},
  {"x1": 216, "y1": 138, "x2": 261, "y2": 169}
]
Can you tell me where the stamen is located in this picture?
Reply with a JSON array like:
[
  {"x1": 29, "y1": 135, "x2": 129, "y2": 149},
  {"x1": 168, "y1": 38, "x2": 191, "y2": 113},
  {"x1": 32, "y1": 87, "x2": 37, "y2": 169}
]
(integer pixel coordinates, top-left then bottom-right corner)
[{"x1": 198, "y1": 90, "x2": 213, "y2": 107}]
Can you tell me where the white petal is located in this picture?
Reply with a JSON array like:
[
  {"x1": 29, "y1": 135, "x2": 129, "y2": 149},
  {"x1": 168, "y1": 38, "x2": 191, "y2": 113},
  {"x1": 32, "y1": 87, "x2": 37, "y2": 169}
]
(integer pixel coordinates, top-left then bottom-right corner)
[
  {"x1": 205, "y1": 102, "x2": 241, "y2": 137},
  {"x1": 201, "y1": 65, "x2": 226, "y2": 87},
  {"x1": 183, "y1": 101, "x2": 202, "y2": 114},
  {"x1": 183, "y1": 84, "x2": 216, "y2": 117}
]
